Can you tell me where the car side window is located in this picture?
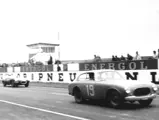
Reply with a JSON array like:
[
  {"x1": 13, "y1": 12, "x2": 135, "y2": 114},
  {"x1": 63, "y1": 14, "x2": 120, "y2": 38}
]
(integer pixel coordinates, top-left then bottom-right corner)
[
  {"x1": 78, "y1": 73, "x2": 95, "y2": 81},
  {"x1": 78, "y1": 74, "x2": 87, "y2": 81},
  {"x1": 88, "y1": 73, "x2": 95, "y2": 81},
  {"x1": 98, "y1": 71, "x2": 123, "y2": 80}
]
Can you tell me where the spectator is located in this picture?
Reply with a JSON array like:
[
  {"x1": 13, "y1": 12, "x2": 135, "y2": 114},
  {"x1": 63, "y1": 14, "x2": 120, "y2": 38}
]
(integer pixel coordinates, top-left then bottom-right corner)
[
  {"x1": 94, "y1": 54, "x2": 101, "y2": 62},
  {"x1": 112, "y1": 55, "x2": 116, "y2": 61},
  {"x1": 120, "y1": 55, "x2": 126, "y2": 61},
  {"x1": 127, "y1": 54, "x2": 133, "y2": 60},
  {"x1": 48, "y1": 56, "x2": 53, "y2": 65},
  {"x1": 134, "y1": 51, "x2": 141, "y2": 60},
  {"x1": 55, "y1": 59, "x2": 61, "y2": 72},
  {"x1": 57, "y1": 65, "x2": 61, "y2": 72},
  {"x1": 89, "y1": 73, "x2": 94, "y2": 80},
  {"x1": 153, "y1": 50, "x2": 158, "y2": 59},
  {"x1": 115, "y1": 56, "x2": 120, "y2": 61},
  {"x1": 94, "y1": 55, "x2": 97, "y2": 58}
]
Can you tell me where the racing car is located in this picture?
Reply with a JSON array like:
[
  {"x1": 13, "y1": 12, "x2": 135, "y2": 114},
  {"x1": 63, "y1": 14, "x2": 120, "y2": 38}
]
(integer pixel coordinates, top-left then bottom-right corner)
[
  {"x1": 2, "y1": 73, "x2": 30, "y2": 87},
  {"x1": 68, "y1": 70, "x2": 158, "y2": 108}
]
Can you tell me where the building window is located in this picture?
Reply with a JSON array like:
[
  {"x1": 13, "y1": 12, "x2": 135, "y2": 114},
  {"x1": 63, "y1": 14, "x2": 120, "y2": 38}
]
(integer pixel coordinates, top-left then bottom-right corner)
[{"x1": 45, "y1": 47, "x2": 47, "y2": 53}]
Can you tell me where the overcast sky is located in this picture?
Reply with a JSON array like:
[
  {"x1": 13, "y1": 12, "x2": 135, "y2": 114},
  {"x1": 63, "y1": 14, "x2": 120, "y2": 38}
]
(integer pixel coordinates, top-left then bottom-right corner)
[{"x1": 0, "y1": 0, "x2": 159, "y2": 63}]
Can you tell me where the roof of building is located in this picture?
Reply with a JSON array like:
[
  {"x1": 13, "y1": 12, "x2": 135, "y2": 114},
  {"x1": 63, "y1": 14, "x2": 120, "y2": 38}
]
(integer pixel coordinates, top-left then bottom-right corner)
[{"x1": 26, "y1": 42, "x2": 60, "y2": 47}]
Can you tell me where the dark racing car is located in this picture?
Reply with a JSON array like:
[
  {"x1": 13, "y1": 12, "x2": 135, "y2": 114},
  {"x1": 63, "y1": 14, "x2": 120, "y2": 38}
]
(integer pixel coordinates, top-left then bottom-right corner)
[{"x1": 68, "y1": 70, "x2": 158, "y2": 108}]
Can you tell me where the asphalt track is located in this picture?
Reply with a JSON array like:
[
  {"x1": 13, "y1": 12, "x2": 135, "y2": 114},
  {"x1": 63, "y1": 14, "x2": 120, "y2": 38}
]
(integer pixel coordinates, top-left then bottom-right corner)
[{"x1": 0, "y1": 85, "x2": 159, "y2": 120}]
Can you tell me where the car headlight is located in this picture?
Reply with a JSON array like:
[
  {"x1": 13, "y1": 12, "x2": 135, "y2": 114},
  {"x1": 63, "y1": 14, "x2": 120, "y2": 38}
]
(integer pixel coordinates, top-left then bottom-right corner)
[
  {"x1": 124, "y1": 87, "x2": 131, "y2": 94},
  {"x1": 152, "y1": 84, "x2": 158, "y2": 91},
  {"x1": 126, "y1": 89, "x2": 131, "y2": 94}
]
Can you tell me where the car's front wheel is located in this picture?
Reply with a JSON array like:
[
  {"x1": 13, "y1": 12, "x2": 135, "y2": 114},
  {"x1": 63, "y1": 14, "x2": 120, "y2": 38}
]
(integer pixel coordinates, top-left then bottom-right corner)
[
  {"x1": 73, "y1": 88, "x2": 83, "y2": 103},
  {"x1": 138, "y1": 99, "x2": 153, "y2": 107},
  {"x1": 25, "y1": 81, "x2": 29, "y2": 87},
  {"x1": 107, "y1": 90, "x2": 123, "y2": 108}
]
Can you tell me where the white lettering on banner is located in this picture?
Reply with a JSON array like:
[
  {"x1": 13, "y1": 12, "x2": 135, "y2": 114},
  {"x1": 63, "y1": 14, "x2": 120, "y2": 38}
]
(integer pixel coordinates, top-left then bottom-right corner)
[
  {"x1": 118, "y1": 63, "x2": 125, "y2": 70},
  {"x1": 92, "y1": 64, "x2": 97, "y2": 70},
  {"x1": 140, "y1": 62, "x2": 148, "y2": 69},
  {"x1": 84, "y1": 64, "x2": 89, "y2": 71},
  {"x1": 129, "y1": 62, "x2": 136, "y2": 70},
  {"x1": 100, "y1": 64, "x2": 105, "y2": 69},
  {"x1": 83, "y1": 62, "x2": 149, "y2": 70},
  {"x1": 59, "y1": 73, "x2": 63, "y2": 81},
  {"x1": 108, "y1": 63, "x2": 115, "y2": 69}
]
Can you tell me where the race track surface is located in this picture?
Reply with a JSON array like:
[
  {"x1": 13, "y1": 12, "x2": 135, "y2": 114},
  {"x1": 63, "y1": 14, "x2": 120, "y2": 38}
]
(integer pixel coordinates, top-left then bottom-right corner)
[{"x1": 0, "y1": 85, "x2": 159, "y2": 120}]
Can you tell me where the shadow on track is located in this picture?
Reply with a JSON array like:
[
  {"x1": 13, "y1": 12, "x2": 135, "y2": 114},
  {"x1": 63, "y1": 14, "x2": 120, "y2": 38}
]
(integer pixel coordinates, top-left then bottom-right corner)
[
  {"x1": 3, "y1": 85, "x2": 29, "y2": 88},
  {"x1": 70, "y1": 100, "x2": 158, "y2": 110}
]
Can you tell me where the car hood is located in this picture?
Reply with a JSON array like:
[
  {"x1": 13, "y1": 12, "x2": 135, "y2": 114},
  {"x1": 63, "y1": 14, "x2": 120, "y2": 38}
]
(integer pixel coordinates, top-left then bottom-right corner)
[{"x1": 98, "y1": 79, "x2": 154, "y2": 88}]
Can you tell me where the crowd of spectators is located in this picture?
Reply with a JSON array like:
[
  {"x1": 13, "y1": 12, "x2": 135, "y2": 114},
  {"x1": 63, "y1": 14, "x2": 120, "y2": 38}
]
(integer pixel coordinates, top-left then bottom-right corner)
[
  {"x1": 112, "y1": 49, "x2": 159, "y2": 62},
  {"x1": 1, "y1": 49, "x2": 159, "y2": 68},
  {"x1": 112, "y1": 53, "x2": 134, "y2": 61}
]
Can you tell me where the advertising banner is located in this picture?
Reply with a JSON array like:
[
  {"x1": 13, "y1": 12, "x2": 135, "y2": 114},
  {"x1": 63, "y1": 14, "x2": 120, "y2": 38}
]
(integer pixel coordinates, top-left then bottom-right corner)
[{"x1": 79, "y1": 59, "x2": 158, "y2": 71}]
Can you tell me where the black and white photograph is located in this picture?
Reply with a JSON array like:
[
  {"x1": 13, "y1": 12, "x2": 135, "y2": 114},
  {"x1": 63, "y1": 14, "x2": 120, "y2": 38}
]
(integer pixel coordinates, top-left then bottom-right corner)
[{"x1": 0, "y1": 0, "x2": 159, "y2": 120}]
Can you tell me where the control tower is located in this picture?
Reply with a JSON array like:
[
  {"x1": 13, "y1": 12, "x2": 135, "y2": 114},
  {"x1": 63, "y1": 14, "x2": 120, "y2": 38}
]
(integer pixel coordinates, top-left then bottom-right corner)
[{"x1": 26, "y1": 42, "x2": 60, "y2": 64}]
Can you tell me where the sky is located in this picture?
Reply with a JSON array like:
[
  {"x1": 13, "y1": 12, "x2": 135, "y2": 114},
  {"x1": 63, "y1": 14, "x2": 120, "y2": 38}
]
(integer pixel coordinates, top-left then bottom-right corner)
[{"x1": 0, "y1": 0, "x2": 159, "y2": 63}]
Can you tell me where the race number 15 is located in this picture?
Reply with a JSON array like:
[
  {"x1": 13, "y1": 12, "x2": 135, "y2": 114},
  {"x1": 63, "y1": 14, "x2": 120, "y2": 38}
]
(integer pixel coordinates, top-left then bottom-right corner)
[{"x1": 86, "y1": 85, "x2": 95, "y2": 96}]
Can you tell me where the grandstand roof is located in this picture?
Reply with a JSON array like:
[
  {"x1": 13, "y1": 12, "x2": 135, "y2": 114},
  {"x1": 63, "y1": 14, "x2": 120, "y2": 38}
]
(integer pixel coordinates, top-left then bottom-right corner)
[{"x1": 26, "y1": 42, "x2": 59, "y2": 47}]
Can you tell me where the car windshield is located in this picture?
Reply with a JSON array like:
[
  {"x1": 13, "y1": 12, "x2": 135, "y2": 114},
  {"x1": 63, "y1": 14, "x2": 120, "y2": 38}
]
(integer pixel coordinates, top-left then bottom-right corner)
[{"x1": 97, "y1": 71, "x2": 124, "y2": 81}]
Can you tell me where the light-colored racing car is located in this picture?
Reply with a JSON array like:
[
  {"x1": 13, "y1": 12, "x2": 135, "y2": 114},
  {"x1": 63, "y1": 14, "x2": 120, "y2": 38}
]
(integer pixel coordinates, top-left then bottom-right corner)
[
  {"x1": 2, "y1": 73, "x2": 30, "y2": 87},
  {"x1": 68, "y1": 70, "x2": 158, "y2": 108}
]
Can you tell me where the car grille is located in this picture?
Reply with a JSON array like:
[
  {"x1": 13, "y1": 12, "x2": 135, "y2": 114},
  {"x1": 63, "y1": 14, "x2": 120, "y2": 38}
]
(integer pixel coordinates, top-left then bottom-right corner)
[
  {"x1": 133, "y1": 88, "x2": 151, "y2": 96},
  {"x1": 21, "y1": 81, "x2": 27, "y2": 84}
]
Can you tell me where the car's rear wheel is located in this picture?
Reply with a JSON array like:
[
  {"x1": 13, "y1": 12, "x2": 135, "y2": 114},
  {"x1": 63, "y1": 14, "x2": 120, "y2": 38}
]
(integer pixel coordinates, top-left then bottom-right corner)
[
  {"x1": 73, "y1": 88, "x2": 83, "y2": 103},
  {"x1": 138, "y1": 99, "x2": 153, "y2": 107},
  {"x1": 3, "y1": 82, "x2": 6, "y2": 87},
  {"x1": 107, "y1": 90, "x2": 123, "y2": 108}
]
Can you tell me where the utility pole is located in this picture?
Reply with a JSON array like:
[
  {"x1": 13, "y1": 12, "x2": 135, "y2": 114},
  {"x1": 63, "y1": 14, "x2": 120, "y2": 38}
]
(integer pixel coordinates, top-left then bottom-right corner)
[{"x1": 58, "y1": 32, "x2": 60, "y2": 60}]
